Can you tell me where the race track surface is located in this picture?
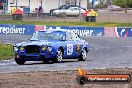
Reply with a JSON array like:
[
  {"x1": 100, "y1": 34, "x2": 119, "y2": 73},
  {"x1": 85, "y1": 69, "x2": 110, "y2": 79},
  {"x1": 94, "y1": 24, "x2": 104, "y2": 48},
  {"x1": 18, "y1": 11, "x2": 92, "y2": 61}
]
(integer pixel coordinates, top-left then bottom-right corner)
[{"x1": 0, "y1": 34, "x2": 132, "y2": 73}]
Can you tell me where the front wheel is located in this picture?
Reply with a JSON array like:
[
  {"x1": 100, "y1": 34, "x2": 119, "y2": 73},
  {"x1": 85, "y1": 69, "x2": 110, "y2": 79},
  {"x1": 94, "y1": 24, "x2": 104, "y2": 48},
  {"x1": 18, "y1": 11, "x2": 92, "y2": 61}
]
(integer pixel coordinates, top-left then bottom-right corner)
[
  {"x1": 54, "y1": 49, "x2": 63, "y2": 63},
  {"x1": 15, "y1": 58, "x2": 26, "y2": 65},
  {"x1": 78, "y1": 49, "x2": 87, "y2": 61}
]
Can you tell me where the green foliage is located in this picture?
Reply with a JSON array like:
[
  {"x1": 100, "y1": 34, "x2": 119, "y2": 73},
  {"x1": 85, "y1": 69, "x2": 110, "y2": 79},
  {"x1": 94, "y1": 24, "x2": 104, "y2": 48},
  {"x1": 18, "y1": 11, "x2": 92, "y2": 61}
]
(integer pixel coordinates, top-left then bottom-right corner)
[
  {"x1": 0, "y1": 43, "x2": 14, "y2": 60},
  {"x1": 112, "y1": 0, "x2": 132, "y2": 8}
]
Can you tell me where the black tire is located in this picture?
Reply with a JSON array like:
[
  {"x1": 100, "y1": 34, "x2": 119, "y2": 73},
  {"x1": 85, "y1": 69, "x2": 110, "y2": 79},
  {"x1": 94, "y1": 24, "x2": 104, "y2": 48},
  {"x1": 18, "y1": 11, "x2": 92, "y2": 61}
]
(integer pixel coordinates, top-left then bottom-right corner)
[
  {"x1": 76, "y1": 76, "x2": 87, "y2": 85},
  {"x1": 15, "y1": 58, "x2": 26, "y2": 65},
  {"x1": 78, "y1": 49, "x2": 87, "y2": 61},
  {"x1": 54, "y1": 49, "x2": 63, "y2": 63}
]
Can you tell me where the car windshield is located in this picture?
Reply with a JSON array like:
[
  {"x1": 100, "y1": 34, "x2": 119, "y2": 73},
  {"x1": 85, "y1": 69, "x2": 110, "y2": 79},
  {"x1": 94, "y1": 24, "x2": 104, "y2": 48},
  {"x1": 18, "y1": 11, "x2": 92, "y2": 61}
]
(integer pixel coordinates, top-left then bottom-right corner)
[{"x1": 30, "y1": 31, "x2": 66, "y2": 41}]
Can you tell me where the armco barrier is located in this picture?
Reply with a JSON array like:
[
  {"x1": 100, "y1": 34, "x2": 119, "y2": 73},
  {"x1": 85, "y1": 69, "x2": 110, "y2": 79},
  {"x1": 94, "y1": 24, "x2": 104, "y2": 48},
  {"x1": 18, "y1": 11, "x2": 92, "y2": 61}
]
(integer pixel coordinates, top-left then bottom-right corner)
[
  {"x1": 0, "y1": 24, "x2": 35, "y2": 35},
  {"x1": 46, "y1": 26, "x2": 104, "y2": 37}
]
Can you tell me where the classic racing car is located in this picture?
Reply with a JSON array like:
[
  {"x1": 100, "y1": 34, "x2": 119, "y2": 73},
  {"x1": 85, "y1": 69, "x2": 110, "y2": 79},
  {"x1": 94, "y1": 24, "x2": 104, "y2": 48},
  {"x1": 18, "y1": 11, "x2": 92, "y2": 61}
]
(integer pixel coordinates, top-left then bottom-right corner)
[{"x1": 13, "y1": 29, "x2": 89, "y2": 65}]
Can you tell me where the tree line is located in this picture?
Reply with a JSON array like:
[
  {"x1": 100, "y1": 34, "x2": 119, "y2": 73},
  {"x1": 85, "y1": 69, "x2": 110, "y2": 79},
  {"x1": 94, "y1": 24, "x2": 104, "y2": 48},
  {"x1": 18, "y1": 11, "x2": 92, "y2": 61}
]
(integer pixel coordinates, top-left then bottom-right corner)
[
  {"x1": 112, "y1": 0, "x2": 132, "y2": 8},
  {"x1": 94, "y1": 0, "x2": 132, "y2": 8}
]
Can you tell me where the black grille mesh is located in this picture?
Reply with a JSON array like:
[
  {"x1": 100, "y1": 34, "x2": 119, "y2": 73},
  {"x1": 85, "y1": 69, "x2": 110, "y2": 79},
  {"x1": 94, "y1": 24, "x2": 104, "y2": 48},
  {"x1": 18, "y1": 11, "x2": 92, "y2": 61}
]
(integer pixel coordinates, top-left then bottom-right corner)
[{"x1": 25, "y1": 45, "x2": 40, "y2": 54}]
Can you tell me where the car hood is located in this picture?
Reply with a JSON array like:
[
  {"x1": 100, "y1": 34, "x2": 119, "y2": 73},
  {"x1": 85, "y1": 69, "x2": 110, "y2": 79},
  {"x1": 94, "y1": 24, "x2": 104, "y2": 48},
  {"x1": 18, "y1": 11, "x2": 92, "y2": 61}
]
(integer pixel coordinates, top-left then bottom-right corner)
[{"x1": 15, "y1": 40, "x2": 54, "y2": 47}]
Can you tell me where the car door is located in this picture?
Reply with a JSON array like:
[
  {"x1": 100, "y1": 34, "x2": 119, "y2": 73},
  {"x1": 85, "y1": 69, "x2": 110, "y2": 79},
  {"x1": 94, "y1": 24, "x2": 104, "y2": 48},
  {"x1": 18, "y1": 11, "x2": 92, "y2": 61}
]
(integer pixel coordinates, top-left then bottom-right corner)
[
  {"x1": 70, "y1": 32, "x2": 82, "y2": 57},
  {"x1": 64, "y1": 31, "x2": 83, "y2": 59},
  {"x1": 63, "y1": 31, "x2": 77, "y2": 58},
  {"x1": 66, "y1": 7, "x2": 73, "y2": 15},
  {"x1": 73, "y1": 7, "x2": 79, "y2": 15}
]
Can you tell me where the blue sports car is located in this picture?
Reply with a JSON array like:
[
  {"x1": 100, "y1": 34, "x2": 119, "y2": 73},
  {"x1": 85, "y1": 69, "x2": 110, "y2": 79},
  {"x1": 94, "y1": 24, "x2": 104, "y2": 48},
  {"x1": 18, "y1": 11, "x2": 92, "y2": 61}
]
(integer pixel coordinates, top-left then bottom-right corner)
[{"x1": 13, "y1": 29, "x2": 89, "y2": 65}]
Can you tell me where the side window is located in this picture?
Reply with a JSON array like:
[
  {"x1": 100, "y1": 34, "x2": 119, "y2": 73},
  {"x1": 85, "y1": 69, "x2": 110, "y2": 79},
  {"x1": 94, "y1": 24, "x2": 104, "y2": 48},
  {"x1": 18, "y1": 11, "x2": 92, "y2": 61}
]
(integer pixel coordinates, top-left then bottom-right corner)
[
  {"x1": 66, "y1": 32, "x2": 72, "y2": 41},
  {"x1": 31, "y1": 32, "x2": 38, "y2": 40},
  {"x1": 72, "y1": 7, "x2": 77, "y2": 10},
  {"x1": 74, "y1": 7, "x2": 78, "y2": 10},
  {"x1": 66, "y1": 31, "x2": 80, "y2": 41},
  {"x1": 71, "y1": 32, "x2": 80, "y2": 41}
]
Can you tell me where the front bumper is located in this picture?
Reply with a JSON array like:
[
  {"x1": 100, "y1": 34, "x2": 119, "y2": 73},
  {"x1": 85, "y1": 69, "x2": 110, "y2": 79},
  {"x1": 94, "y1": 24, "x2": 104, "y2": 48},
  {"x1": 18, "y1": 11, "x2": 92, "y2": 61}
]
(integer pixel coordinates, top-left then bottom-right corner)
[
  {"x1": 15, "y1": 52, "x2": 56, "y2": 61},
  {"x1": 14, "y1": 45, "x2": 56, "y2": 61}
]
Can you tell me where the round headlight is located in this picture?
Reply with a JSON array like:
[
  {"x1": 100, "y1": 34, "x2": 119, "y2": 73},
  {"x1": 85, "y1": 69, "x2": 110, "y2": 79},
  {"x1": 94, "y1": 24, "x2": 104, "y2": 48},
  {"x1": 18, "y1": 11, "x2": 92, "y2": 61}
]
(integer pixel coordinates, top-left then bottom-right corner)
[
  {"x1": 14, "y1": 47, "x2": 18, "y2": 51},
  {"x1": 47, "y1": 46, "x2": 52, "y2": 52},
  {"x1": 42, "y1": 45, "x2": 46, "y2": 51},
  {"x1": 20, "y1": 46, "x2": 24, "y2": 51}
]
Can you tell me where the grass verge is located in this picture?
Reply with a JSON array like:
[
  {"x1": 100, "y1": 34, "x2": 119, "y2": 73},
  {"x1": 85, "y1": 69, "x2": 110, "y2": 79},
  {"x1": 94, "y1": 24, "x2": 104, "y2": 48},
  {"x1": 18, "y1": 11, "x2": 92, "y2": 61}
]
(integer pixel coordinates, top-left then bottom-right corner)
[
  {"x1": 0, "y1": 43, "x2": 14, "y2": 60},
  {"x1": 0, "y1": 21, "x2": 132, "y2": 27}
]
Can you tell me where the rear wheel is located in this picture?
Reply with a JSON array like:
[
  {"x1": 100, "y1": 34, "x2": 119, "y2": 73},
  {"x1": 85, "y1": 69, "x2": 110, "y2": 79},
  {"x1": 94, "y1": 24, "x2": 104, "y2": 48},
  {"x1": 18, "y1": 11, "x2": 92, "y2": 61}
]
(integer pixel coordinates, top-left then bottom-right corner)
[
  {"x1": 15, "y1": 58, "x2": 26, "y2": 65},
  {"x1": 78, "y1": 49, "x2": 87, "y2": 61},
  {"x1": 54, "y1": 49, "x2": 63, "y2": 63}
]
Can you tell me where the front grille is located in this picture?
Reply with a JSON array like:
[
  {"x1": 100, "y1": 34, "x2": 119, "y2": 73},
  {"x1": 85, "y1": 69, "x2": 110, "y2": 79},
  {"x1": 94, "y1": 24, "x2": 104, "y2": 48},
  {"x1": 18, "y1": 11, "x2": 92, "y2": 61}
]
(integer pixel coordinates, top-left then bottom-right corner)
[{"x1": 25, "y1": 45, "x2": 40, "y2": 54}]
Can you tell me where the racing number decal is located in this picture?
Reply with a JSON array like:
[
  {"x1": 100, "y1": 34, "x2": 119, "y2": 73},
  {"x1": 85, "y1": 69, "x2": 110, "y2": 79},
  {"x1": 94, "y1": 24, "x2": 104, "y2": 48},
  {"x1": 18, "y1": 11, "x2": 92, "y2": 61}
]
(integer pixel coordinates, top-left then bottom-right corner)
[{"x1": 67, "y1": 44, "x2": 73, "y2": 55}]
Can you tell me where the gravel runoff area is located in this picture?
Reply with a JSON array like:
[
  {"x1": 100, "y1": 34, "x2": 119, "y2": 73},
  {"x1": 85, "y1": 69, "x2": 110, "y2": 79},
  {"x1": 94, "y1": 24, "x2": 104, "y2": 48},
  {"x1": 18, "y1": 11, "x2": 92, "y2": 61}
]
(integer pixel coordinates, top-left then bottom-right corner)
[{"x1": 0, "y1": 68, "x2": 132, "y2": 88}]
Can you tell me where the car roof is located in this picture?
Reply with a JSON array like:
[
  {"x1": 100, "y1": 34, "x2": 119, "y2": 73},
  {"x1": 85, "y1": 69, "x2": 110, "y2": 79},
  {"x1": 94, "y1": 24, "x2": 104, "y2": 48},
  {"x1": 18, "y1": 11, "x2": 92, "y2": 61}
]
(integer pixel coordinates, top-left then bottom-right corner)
[
  {"x1": 64, "y1": 5, "x2": 85, "y2": 9},
  {"x1": 38, "y1": 29, "x2": 68, "y2": 32}
]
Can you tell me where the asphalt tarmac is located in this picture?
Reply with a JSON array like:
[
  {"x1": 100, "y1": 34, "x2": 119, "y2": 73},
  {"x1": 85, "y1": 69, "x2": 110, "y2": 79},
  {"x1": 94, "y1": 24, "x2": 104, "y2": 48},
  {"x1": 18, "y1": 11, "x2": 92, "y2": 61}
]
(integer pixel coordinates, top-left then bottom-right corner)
[{"x1": 0, "y1": 34, "x2": 132, "y2": 73}]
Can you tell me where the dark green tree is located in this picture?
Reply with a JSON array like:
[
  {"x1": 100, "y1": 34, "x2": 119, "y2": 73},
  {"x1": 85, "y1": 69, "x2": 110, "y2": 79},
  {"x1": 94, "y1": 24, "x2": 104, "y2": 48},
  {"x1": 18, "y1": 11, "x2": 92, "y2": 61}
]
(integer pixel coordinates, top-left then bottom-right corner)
[{"x1": 112, "y1": 0, "x2": 132, "y2": 8}]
